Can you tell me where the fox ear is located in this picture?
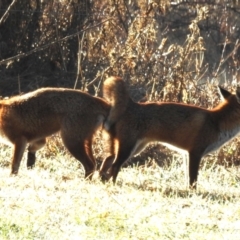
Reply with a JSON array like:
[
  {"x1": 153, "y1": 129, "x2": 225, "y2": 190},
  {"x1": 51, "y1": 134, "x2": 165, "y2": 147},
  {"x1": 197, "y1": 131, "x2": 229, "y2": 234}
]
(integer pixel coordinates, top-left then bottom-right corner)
[{"x1": 218, "y1": 86, "x2": 231, "y2": 100}]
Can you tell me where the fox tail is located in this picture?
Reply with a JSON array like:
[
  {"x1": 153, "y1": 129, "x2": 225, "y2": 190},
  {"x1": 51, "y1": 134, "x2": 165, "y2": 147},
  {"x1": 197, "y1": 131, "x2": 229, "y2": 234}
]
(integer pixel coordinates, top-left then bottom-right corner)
[{"x1": 103, "y1": 76, "x2": 129, "y2": 130}]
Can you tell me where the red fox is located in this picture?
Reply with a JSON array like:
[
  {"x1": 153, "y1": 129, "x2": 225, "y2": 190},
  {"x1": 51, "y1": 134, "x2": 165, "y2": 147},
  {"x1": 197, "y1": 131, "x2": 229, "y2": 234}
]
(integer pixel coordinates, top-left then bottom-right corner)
[
  {"x1": 100, "y1": 76, "x2": 240, "y2": 188},
  {"x1": 0, "y1": 87, "x2": 122, "y2": 178}
]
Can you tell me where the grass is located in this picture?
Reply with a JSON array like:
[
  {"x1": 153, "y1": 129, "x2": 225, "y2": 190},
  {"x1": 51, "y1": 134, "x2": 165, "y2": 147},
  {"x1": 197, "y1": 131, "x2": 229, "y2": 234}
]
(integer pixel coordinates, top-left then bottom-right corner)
[{"x1": 0, "y1": 143, "x2": 240, "y2": 240}]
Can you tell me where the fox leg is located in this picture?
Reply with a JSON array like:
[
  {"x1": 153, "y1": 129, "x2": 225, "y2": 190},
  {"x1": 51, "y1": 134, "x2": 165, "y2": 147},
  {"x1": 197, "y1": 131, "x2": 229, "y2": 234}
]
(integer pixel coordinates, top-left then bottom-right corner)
[
  {"x1": 84, "y1": 138, "x2": 97, "y2": 177},
  {"x1": 11, "y1": 137, "x2": 28, "y2": 174},
  {"x1": 27, "y1": 138, "x2": 46, "y2": 169},
  {"x1": 182, "y1": 152, "x2": 189, "y2": 188},
  {"x1": 110, "y1": 143, "x2": 136, "y2": 184},
  {"x1": 111, "y1": 138, "x2": 150, "y2": 183},
  {"x1": 99, "y1": 155, "x2": 116, "y2": 181},
  {"x1": 99, "y1": 136, "x2": 118, "y2": 181},
  {"x1": 61, "y1": 132, "x2": 96, "y2": 179},
  {"x1": 188, "y1": 151, "x2": 202, "y2": 189}
]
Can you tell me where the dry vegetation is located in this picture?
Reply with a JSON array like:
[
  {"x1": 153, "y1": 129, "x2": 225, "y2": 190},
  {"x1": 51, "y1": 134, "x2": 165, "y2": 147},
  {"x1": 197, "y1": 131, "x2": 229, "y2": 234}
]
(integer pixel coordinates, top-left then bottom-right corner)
[{"x1": 1, "y1": 0, "x2": 240, "y2": 239}]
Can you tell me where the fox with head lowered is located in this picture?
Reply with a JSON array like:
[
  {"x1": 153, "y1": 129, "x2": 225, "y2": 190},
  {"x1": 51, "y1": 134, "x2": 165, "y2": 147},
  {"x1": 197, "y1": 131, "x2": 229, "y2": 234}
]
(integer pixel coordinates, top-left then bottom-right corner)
[
  {"x1": 0, "y1": 86, "x2": 124, "y2": 178},
  {"x1": 100, "y1": 76, "x2": 240, "y2": 189}
]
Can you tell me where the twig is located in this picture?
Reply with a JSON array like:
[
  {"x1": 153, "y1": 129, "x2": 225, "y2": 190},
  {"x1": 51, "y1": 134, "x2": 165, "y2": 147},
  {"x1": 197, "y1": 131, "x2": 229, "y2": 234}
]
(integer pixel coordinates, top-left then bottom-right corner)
[
  {"x1": 0, "y1": 18, "x2": 113, "y2": 66},
  {"x1": 0, "y1": 0, "x2": 17, "y2": 26},
  {"x1": 214, "y1": 39, "x2": 240, "y2": 77},
  {"x1": 86, "y1": 66, "x2": 111, "y2": 89},
  {"x1": 74, "y1": 31, "x2": 86, "y2": 90},
  {"x1": 55, "y1": 10, "x2": 67, "y2": 73}
]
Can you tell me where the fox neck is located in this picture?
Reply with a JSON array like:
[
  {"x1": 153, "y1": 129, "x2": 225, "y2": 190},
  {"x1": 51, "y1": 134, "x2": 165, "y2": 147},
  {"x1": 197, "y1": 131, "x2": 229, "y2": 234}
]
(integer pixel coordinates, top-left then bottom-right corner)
[
  {"x1": 204, "y1": 101, "x2": 240, "y2": 155},
  {"x1": 214, "y1": 100, "x2": 240, "y2": 133},
  {"x1": 204, "y1": 126, "x2": 240, "y2": 156}
]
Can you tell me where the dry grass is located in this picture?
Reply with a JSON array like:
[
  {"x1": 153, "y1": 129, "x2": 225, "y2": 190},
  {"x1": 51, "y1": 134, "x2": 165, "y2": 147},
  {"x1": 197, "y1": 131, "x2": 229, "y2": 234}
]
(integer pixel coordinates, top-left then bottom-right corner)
[{"x1": 0, "y1": 142, "x2": 240, "y2": 240}]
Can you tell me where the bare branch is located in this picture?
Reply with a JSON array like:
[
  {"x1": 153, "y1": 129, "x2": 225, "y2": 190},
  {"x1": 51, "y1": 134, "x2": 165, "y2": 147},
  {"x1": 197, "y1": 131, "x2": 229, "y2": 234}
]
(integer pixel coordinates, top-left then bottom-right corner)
[
  {"x1": 0, "y1": 0, "x2": 17, "y2": 26},
  {"x1": 0, "y1": 17, "x2": 113, "y2": 66}
]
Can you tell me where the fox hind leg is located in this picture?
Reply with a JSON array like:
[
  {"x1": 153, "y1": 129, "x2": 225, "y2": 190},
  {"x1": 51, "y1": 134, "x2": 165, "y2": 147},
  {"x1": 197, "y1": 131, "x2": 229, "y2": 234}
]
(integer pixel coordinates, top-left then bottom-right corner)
[
  {"x1": 11, "y1": 137, "x2": 28, "y2": 174},
  {"x1": 61, "y1": 131, "x2": 96, "y2": 179},
  {"x1": 99, "y1": 135, "x2": 118, "y2": 181},
  {"x1": 110, "y1": 138, "x2": 149, "y2": 183},
  {"x1": 27, "y1": 138, "x2": 46, "y2": 169},
  {"x1": 100, "y1": 155, "x2": 116, "y2": 181},
  {"x1": 84, "y1": 138, "x2": 97, "y2": 179},
  {"x1": 110, "y1": 142, "x2": 136, "y2": 184}
]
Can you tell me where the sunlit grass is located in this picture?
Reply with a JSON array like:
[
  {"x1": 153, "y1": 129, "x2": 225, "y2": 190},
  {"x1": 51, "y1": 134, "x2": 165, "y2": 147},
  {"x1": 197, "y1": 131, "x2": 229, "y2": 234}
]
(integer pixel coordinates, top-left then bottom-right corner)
[{"x1": 0, "y1": 142, "x2": 240, "y2": 239}]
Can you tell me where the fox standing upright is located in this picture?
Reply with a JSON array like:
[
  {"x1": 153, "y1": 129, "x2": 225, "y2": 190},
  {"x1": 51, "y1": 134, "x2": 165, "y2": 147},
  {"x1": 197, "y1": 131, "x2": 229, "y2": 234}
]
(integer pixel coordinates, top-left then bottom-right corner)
[
  {"x1": 100, "y1": 76, "x2": 240, "y2": 188},
  {"x1": 0, "y1": 87, "x2": 121, "y2": 177}
]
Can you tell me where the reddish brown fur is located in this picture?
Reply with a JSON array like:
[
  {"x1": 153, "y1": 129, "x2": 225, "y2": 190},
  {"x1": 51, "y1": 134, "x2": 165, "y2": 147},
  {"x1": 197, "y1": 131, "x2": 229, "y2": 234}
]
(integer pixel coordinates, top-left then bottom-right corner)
[
  {"x1": 100, "y1": 77, "x2": 240, "y2": 188},
  {"x1": 103, "y1": 76, "x2": 129, "y2": 130},
  {"x1": 0, "y1": 87, "x2": 111, "y2": 178}
]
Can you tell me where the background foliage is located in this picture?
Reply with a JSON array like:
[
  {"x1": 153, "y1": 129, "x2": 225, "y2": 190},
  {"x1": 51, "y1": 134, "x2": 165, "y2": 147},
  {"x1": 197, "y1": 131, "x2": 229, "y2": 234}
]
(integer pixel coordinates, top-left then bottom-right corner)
[{"x1": 0, "y1": 0, "x2": 240, "y2": 166}]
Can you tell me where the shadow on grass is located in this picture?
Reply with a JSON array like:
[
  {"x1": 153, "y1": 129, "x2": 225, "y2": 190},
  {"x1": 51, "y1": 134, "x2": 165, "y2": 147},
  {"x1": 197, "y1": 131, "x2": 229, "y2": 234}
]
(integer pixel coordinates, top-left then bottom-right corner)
[
  {"x1": 115, "y1": 179, "x2": 240, "y2": 202},
  {"x1": 157, "y1": 187, "x2": 240, "y2": 202}
]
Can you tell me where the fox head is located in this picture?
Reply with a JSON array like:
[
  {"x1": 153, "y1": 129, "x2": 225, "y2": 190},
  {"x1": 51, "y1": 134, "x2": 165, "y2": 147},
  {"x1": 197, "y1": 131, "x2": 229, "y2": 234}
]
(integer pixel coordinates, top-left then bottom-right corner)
[
  {"x1": 218, "y1": 86, "x2": 240, "y2": 104},
  {"x1": 218, "y1": 86, "x2": 231, "y2": 100}
]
